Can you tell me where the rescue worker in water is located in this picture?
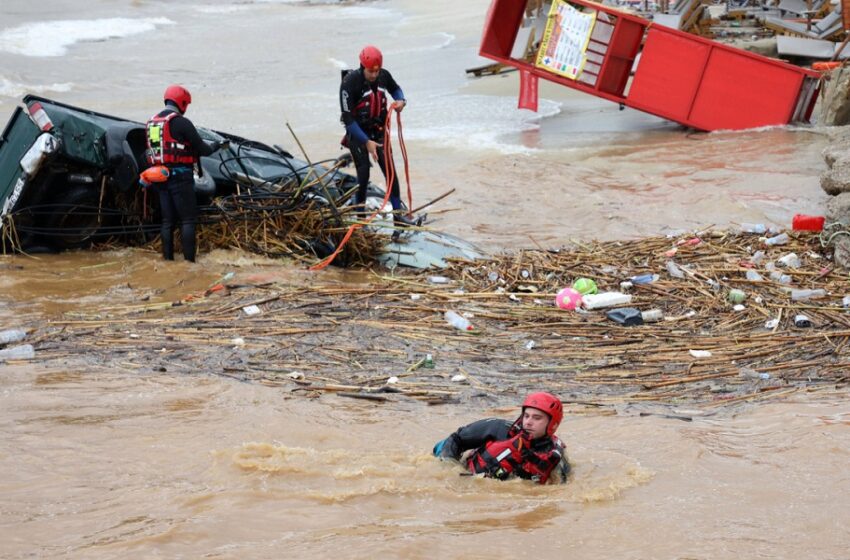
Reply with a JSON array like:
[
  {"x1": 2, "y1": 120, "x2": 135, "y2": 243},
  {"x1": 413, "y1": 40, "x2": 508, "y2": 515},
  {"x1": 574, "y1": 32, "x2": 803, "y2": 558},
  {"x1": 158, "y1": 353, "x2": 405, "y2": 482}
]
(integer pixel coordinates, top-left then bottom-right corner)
[
  {"x1": 433, "y1": 392, "x2": 570, "y2": 484},
  {"x1": 339, "y1": 45, "x2": 413, "y2": 227},
  {"x1": 145, "y1": 85, "x2": 225, "y2": 262}
]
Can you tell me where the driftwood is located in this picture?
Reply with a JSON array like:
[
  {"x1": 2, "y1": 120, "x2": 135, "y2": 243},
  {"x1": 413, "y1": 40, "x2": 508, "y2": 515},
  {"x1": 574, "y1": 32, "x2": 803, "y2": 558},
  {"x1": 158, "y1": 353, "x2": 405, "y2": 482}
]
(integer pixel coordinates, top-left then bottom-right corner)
[{"x1": 31, "y1": 230, "x2": 850, "y2": 414}]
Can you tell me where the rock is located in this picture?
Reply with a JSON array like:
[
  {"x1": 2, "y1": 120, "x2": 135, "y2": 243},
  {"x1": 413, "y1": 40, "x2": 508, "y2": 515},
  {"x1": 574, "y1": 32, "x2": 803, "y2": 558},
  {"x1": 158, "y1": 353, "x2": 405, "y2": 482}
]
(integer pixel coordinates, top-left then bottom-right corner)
[
  {"x1": 826, "y1": 192, "x2": 850, "y2": 225},
  {"x1": 822, "y1": 142, "x2": 850, "y2": 168},
  {"x1": 834, "y1": 237, "x2": 850, "y2": 269},
  {"x1": 820, "y1": 159, "x2": 850, "y2": 195},
  {"x1": 819, "y1": 66, "x2": 850, "y2": 127}
]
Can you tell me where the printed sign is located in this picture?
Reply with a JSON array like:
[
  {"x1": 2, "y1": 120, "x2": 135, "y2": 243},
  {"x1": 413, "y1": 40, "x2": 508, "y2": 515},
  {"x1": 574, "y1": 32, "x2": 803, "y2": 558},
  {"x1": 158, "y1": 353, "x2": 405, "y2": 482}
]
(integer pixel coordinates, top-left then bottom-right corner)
[{"x1": 535, "y1": 0, "x2": 597, "y2": 80}]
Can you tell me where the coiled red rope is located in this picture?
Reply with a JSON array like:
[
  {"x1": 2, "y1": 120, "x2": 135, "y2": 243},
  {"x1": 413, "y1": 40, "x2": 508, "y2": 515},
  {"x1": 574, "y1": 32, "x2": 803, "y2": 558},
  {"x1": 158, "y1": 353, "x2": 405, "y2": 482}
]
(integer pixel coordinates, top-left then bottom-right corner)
[{"x1": 310, "y1": 104, "x2": 411, "y2": 271}]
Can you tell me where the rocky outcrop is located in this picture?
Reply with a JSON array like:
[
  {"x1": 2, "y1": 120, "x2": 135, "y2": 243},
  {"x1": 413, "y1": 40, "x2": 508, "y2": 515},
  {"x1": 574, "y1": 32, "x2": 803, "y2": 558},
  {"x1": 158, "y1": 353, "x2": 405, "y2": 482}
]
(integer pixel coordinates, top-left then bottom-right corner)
[
  {"x1": 820, "y1": 135, "x2": 850, "y2": 269},
  {"x1": 818, "y1": 66, "x2": 850, "y2": 127},
  {"x1": 820, "y1": 157, "x2": 850, "y2": 195},
  {"x1": 826, "y1": 192, "x2": 850, "y2": 225}
]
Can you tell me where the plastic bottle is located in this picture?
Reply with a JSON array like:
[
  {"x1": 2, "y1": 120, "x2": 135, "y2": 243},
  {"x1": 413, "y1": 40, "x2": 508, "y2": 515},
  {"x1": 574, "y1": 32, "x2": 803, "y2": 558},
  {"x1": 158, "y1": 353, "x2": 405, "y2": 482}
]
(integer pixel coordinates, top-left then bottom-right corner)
[
  {"x1": 665, "y1": 261, "x2": 685, "y2": 279},
  {"x1": 751, "y1": 250, "x2": 766, "y2": 265},
  {"x1": 843, "y1": 295, "x2": 850, "y2": 308},
  {"x1": 769, "y1": 271, "x2": 792, "y2": 284},
  {"x1": 0, "y1": 344, "x2": 35, "y2": 361},
  {"x1": 0, "y1": 329, "x2": 26, "y2": 345},
  {"x1": 777, "y1": 253, "x2": 801, "y2": 268},
  {"x1": 423, "y1": 353, "x2": 435, "y2": 368},
  {"x1": 746, "y1": 270, "x2": 764, "y2": 282},
  {"x1": 630, "y1": 273, "x2": 659, "y2": 285},
  {"x1": 582, "y1": 292, "x2": 633, "y2": 310},
  {"x1": 741, "y1": 223, "x2": 767, "y2": 234},
  {"x1": 641, "y1": 309, "x2": 663, "y2": 322},
  {"x1": 764, "y1": 233, "x2": 789, "y2": 246},
  {"x1": 444, "y1": 310, "x2": 473, "y2": 331},
  {"x1": 428, "y1": 276, "x2": 451, "y2": 284},
  {"x1": 790, "y1": 288, "x2": 826, "y2": 301}
]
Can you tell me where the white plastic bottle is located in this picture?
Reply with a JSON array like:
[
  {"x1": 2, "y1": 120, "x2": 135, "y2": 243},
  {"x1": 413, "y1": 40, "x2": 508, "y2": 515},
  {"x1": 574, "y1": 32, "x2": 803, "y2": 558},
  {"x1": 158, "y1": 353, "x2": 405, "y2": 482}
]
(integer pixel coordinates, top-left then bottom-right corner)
[
  {"x1": 582, "y1": 292, "x2": 633, "y2": 310},
  {"x1": 666, "y1": 261, "x2": 685, "y2": 279},
  {"x1": 790, "y1": 289, "x2": 826, "y2": 301},
  {"x1": 769, "y1": 271, "x2": 792, "y2": 285},
  {"x1": 777, "y1": 253, "x2": 801, "y2": 268},
  {"x1": 641, "y1": 309, "x2": 663, "y2": 322},
  {"x1": 741, "y1": 223, "x2": 767, "y2": 234},
  {"x1": 0, "y1": 329, "x2": 26, "y2": 345},
  {"x1": 0, "y1": 344, "x2": 35, "y2": 361},
  {"x1": 746, "y1": 270, "x2": 764, "y2": 282},
  {"x1": 764, "y1": 233, "x2": 789, "y2": 246},
  {"x1": 444, "y1": 310, "x2": 473, "y2": 331}
]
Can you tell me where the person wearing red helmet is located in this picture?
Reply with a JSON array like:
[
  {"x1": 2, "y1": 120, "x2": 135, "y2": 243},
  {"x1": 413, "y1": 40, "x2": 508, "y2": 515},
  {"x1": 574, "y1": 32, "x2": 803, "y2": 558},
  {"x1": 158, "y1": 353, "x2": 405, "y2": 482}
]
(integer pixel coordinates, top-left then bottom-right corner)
[
  {"x1": 433, "y1": 392, "x2": 570, "y2": 484},
  {"x1": 339, "y1": 45, "x2": 411, "y2": 226},
  {"x1": 145, "y1": 85, "x2": 225, "y2": 262}
]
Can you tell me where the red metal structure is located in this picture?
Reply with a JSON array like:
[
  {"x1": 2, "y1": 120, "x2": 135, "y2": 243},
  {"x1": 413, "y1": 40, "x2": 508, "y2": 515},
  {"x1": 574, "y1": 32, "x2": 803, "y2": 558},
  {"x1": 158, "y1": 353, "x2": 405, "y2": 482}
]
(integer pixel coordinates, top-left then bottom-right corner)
[{"x1": 480, "y1": 0, "x2": 821, "y2": 130}]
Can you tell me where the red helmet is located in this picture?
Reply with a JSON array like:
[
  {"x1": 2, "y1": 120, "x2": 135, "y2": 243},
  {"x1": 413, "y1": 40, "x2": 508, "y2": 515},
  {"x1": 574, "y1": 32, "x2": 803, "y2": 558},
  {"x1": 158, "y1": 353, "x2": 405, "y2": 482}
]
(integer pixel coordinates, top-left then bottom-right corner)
[
  {"x1": 522, "y1": 392, "x2": 563, "y2": 436},
  {"x1": 359, "y1": 45, "x2": 383, "y2": 71},
  {"x1": 164, "y1": 85, "x2": 192, "y2": 113}
]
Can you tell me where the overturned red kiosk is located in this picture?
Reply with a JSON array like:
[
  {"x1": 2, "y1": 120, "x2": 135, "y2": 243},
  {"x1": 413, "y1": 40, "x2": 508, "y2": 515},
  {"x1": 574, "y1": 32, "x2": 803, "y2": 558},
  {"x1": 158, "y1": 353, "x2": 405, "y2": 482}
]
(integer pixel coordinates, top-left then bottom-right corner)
[{"x1": 479, "y1": 0, "x2": 821, "y2": 131}]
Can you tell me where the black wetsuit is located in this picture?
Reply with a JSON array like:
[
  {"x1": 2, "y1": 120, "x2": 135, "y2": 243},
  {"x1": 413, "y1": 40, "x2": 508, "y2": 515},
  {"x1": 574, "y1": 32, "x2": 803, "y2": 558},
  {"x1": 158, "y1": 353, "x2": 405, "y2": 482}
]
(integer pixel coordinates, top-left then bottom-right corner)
[
  {"x1": 339, "y1": 68, "x2": 405, "y2": 208},
  {"x1": 434, "y1": 418, "x2": 570, "y2": 483},
  {"x1": 153, "y1": 103, "x2": 217, "y2": 262}
]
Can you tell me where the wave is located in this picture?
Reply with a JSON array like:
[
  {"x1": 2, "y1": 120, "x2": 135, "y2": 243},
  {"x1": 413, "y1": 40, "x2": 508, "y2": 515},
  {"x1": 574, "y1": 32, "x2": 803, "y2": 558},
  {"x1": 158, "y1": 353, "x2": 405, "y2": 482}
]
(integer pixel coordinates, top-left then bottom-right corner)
[
  {"x1": 0, "y1": 77, "x2": 73, "y2": 98},
  {"x1": 401, "y1": 94, "x2": 562, "y2": 155},
  {"x1": 0, "y1": 17, "x2": 174, "y2": 57}
]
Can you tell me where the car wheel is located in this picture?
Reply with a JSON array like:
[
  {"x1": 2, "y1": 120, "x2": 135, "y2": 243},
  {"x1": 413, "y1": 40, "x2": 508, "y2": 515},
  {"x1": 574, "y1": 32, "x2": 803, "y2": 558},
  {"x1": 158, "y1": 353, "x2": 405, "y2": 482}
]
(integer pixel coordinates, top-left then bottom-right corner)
[{"x1": 47, "y1": 185, "x2": 101, "y2": 249}]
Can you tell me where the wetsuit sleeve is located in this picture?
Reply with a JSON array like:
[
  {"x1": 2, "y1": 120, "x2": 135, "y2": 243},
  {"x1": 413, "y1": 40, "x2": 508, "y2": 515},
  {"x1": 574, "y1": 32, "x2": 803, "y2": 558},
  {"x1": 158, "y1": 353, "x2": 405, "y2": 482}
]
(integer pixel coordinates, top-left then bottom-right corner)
[
  {"x1": 382, "y1": 70, "x2": 404, "y2": 101},
  {"x1": 436, "y1": 418, "x2": 511, "y2": 461},
  {"x1": 170, "y1": 116, "x2": 217, "y2": 157}
]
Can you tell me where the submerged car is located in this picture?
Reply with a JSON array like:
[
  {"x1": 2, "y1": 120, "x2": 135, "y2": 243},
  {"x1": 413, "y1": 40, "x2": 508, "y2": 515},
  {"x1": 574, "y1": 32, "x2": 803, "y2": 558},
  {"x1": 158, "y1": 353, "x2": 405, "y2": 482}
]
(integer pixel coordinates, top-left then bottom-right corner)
[{"x1": 0, "y1": 95, "x2": 483, "y2": 268}]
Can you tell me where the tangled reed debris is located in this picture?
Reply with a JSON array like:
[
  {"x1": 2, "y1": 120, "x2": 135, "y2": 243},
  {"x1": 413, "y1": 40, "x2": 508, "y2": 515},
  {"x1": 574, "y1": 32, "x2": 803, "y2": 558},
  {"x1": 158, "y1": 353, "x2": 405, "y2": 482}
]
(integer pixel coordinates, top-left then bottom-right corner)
[{"x1": 33, "y1": 230, "x2": 849, "y2": 415}]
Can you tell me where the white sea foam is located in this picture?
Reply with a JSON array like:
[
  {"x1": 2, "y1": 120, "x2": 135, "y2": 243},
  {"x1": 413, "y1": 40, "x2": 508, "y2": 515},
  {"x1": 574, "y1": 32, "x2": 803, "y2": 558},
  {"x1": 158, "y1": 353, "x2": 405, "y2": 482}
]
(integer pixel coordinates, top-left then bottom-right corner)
[
  {"x1": 0, "y1": 77, "x2": 73, "y2": 98},
  {"x1": 0, "y1": 17, "x2": 174, "y2": 57},
  {"x1": 402, "y1": 94, "x2": 561, "y2": 155},
  {"x1": 195, "y1": 5, "x2": 252, "y2": 14},
  {"x1": 327, "y1": 58, "x2": 350, "y2": 70},
  {"x1": 433, "y1": 32, "x2": 456, "y2": 50},
  {"x1": 254, "y1": 3, "x2": 396, "y2": 19}
]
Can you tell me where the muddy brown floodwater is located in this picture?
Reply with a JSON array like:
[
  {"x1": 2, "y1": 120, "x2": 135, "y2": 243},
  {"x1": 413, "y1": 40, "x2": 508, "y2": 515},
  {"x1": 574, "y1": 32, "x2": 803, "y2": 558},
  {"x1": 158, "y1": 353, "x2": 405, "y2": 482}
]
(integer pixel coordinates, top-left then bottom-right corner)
[
  {"x1": 2, "y1": 0, "x2": 848, "y2": 556},
  {"x1": 2, "y1": 252, "x2": 849, "y2": 559}
]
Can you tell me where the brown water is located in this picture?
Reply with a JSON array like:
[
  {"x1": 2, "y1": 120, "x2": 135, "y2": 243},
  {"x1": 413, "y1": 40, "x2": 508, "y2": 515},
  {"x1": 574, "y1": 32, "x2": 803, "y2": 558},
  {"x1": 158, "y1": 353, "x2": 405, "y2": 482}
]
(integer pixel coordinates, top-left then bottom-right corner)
[
  {"x1": 2, "y1": 0, "x2": 848, "y2": 557},
  {"x1": 2, "y1": 355, "x2": 849, "y2": 558}
]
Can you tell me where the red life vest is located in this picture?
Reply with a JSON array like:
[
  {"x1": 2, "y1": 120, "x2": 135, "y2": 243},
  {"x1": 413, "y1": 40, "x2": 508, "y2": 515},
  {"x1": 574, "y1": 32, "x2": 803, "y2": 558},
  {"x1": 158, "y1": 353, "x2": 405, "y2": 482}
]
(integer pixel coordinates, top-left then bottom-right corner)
[
  {"x1": 467, "y1": 430, "x2": 565, "y2": 484},
  {"x1": 145, "y1": 112, "x2": 196, "y2": 167},
  {"x1": 353, "y1": 87, "x2": 388, "y2": 135}
]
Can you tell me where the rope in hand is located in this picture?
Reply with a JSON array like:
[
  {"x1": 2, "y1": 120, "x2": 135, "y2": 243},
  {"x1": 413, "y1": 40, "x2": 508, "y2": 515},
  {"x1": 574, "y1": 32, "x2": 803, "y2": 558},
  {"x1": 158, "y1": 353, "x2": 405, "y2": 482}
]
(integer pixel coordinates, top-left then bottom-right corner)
[{"x1": 309, "y1": 102, "x2": 411, "y2": 271}]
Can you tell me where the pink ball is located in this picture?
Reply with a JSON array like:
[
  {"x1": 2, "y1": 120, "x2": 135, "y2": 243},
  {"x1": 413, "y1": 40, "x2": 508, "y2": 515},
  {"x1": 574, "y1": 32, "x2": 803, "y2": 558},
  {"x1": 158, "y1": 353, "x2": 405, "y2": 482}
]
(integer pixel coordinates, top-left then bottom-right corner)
[{"x1": 555, "y1": 287, "x2": 582, "y2": 310}]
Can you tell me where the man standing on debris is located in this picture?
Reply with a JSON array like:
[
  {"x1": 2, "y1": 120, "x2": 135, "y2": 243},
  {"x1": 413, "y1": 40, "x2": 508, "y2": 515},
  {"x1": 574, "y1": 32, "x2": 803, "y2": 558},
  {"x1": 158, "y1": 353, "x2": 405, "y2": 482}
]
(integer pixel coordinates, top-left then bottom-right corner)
[
  {"x1": 145, "y1": 85, "x2": 225, "y2": 262},
  {"x1": 432, "y1": 392, "x2": 570, "y2": 484},
  {"x1": 339, "y1": 45, "x2": 413, "y2": 227}
]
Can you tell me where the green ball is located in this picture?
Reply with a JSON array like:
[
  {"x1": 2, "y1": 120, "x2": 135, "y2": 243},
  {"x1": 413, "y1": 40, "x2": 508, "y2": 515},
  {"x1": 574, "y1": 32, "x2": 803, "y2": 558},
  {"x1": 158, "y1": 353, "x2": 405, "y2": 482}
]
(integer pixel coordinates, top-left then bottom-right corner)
[{"x1": 572, "y1": 278, "x2": 598, "y2": 295}]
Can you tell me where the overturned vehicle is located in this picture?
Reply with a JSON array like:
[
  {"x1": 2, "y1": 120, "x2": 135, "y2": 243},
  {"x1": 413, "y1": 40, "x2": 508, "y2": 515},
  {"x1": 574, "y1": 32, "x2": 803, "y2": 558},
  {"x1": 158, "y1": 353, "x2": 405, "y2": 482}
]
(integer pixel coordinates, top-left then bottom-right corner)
[{"x1": 0, "y1": 96, "x2": 482, "y2": 268}]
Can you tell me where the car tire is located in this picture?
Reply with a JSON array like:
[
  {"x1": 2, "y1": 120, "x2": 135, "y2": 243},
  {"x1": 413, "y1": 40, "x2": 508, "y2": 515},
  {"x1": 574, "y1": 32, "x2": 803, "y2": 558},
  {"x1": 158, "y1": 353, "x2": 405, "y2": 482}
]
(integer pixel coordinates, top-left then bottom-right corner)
[{"x1": 47, "y1": 185, "x2": 101, "y2": 249}]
